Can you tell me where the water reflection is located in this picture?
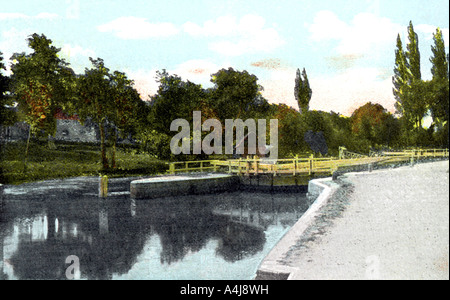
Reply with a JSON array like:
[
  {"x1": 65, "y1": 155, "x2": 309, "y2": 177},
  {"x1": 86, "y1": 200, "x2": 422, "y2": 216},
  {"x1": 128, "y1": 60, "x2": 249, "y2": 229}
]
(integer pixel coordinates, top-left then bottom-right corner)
[{"x1": 0, "y1": 179, "x2": 308, "y2": 280}]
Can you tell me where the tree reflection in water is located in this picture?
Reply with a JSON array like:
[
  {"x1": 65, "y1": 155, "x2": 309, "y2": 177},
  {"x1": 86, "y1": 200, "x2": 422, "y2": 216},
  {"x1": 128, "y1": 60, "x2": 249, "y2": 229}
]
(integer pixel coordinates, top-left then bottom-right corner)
[{"x1": 0, "y1": 179, "x2": 308, "y2": 280}]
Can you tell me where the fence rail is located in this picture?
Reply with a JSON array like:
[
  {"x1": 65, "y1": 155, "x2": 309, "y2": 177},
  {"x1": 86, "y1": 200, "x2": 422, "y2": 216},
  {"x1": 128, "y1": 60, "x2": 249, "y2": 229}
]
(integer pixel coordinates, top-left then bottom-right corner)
[{"x1": 167, "y1": 148, "x2": 449, "y2": 176}]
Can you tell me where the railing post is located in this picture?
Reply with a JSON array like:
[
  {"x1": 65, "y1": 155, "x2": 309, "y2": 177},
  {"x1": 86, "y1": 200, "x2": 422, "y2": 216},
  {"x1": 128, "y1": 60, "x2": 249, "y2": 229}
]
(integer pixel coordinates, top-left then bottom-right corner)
[
  {"x1": 339, "y1": 146, "x2": 346, "y2": 160},
  {"x1": 185, "y1": 162, "x2": 188, "y2": 172},
  {"x1": 255, "y1": 157, "x2": 259, "y2": 175},
  {"x1": 99, "y1": 174, "x2": 108, "y2": 198},
  {"x1": 309, "y1": 154, "x2": 314, "y2": 175},
  {"x1": 169, "y1": 163, "x2": 175, "y2": 175},
  {"x1": 228, "y1": 161, "x2": 232, "y2": 174},
  {"x1": 246, "y1": 160, "x2": 250, "y2": 175},
  {"x1": 238, "y1": 158, "x2": 242, "y2": 175},
  {"x1": 0, "y1": 184, "x2": 4, "y2": 214},
  {"x1": 200, "y1": 161, "x2": 203, "y2": 172},
  {"x1": 294, "y1": 155, "x2": 298, "y2": 176}
]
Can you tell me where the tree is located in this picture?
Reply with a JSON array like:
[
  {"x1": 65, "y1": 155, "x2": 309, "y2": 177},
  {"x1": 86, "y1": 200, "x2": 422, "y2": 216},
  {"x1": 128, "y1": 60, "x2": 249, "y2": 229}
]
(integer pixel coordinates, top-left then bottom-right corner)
[
  {"x1": 429, "y1": 28, "x2": 449, "y2": 124},
  {"x1": 428, "y1": 28, "x2": 449, "y2": 147},
  {"x1": 392, "y1": 34, "x2": 412, "y2": 117},
  {"x1": 150, "y1": 70, "x2": 207, "y2": 135},
  {"x1": 393, "y1": 22, "x2": 427, "y2": 131},
  {"x1": 350, "y1": 102, "x2": 399, "y2": 148},
  {"x1": 430, "y1": 28, "x2": 449, "y2": 80},
  {"x1": 210, "y1": 68, "x2": 263, "y2": 121},
  {"x1": 405, "y1": 21, "x2": 428, "y2": 130},
  {"x1": 294, "y1": 68, "x2": 312, "y2": 114},
  {"x1": 77, "y1": 58, "x2": 113, "y2": 169},
  {"x1": 404, "y1": 79, "x2": 430, "y2": 129},
  {"x1": 108, "y1": 70, "x2": 144, "y2": 168},
  {"x1": 272, "y1": 104, "x2": 303, "y2": 157},
  {"x1": 406, "y1": 21, "x2": 421, "y2": 81},
  {"x1": 9, "y1": 34, "x2": 75, "y2": 167},
  {"x1": 0, "y1": 51, "x2": 15, "y2": 126}
]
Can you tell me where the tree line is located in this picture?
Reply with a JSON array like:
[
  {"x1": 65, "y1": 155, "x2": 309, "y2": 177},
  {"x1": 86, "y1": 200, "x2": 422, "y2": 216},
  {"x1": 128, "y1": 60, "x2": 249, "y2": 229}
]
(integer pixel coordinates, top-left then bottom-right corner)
[
  {"x1": 393, "y1": 21, "x2": 449, "y2": 147},
  {"x1": 0, "y1": 23, "x2": 448, "y2": 170}
]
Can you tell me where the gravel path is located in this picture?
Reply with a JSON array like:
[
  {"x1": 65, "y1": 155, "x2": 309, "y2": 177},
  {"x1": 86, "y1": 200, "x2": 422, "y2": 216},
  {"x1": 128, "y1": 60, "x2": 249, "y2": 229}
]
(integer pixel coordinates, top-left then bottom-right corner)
[{"x1": 287, "y1": 160, "x2": 449, "y2": 280}]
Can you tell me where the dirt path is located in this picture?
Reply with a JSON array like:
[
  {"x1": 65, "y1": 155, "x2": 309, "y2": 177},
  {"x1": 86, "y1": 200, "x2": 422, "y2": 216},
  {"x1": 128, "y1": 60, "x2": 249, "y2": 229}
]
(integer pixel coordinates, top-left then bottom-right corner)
[{"x1": 287, "y1": 160, "x2": 449, "y2": 280}]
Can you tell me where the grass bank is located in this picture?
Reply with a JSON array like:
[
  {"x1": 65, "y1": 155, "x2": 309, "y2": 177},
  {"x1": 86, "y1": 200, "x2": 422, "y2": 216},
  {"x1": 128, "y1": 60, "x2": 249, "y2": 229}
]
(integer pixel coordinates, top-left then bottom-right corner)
[{"x1": 0, "y1": 141, "x2": 168, "y2": 185}]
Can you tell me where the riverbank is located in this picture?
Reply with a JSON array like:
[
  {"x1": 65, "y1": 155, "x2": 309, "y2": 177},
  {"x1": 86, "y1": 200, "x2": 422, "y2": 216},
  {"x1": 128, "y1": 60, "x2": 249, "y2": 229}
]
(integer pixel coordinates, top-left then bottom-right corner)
[
  {"x1": 0, "y1": 141, "x2": 167, "y2": 184},
  {"x1": 257, "y1": 160, "x2": 449, "y2": 280}
]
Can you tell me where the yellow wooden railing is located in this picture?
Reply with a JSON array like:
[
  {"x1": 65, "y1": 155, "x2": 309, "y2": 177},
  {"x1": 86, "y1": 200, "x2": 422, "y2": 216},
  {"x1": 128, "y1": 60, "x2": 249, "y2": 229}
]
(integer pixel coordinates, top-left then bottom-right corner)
[
  {"x1": 167, "y1": 148, "x2": 449, "y2": 175},
  {"x1": 167, "y1": 160, "x2": 219, "y2": 174}
]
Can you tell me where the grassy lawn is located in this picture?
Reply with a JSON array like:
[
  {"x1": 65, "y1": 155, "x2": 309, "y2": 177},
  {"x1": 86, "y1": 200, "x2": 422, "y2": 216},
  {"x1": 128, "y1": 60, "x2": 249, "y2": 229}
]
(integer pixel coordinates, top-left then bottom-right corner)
[{"x1": 0, "y1": 141, "x2": 168, "y2": 185}]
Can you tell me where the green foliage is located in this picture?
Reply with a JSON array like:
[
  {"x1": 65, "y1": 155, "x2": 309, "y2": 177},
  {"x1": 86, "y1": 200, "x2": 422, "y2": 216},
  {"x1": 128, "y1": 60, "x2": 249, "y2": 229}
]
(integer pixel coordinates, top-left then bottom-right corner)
[
  {"x1": 136, "y1": 128, "x2": 174, "y2": 161},
  {"x1": 273, "y1": 104, "x2": 304, "y2": 157},
  {"x1": 110, "y1": 71, "x2": 145, "y2": 136},
  {"x1": 350, "y1": 102, "x2": 401, "y2": 149},
  {"x1": 393, "y1": 22, "x2": 425, "y2": 129},
  {"x1": 10, "y1": 33, "x2": 74, "y2": 136},
  {"x1": 2, "y1": 29, "x2": 449, "y2": 185},
  {"x1": 149, "y1": 70, "x2": 208, "y2": 135},
  {"x1": 0, "y1": 141, "x2": 166, "y2": 184},
  {"x1": 76, "y1": 58, "x2": 146, "y2": 169},
  {"x1": 0, "y1": 51, "x2": 16, "y2": 126},
  {"x1": 393, "y1": 22, "x2": 449, "y2": 147},
  {"x1": 77, "y1": 58, "x2": 113, "y2": 169},
  {"x1": 209, "y1": 67, "x2": 264, "y2": 121},
  {"x1": 393, "y1": 34, "x2": 412, "y2": 116},
  {"x1": 430, "y1": 28, "x2": 449, "y2": 80},
  {"x1": 429, "y1": 28, "x2": 449, "y2": 126},
  {"x1": 406, "y1": 21, "x2": 421, "y2": 81}
]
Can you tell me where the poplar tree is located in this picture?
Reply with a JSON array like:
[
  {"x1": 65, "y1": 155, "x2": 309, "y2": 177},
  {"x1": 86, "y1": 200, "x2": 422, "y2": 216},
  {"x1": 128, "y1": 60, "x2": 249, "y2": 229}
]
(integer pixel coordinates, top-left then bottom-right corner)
[
  {"x1": 294, "y1": 68, "x2": 312, "y2": 114},
  {"x1": 405, "y1": 21, "x2": 428, "y2": 129},
  {"x1": 429, "y1": 27, "x2": 449, "y2": 129},
  {"x1": 406, "y1": 21, "x2": 421, "y2": 81},
  {"x1": 393, "y1": 22, "x2": 427, "y2": 130},
  {"x1": 392, "y1": 34, "x2": 412, "y2": 117},
  {"x1": 430, "y1": 28, "x2": 449, "y2": 80}
]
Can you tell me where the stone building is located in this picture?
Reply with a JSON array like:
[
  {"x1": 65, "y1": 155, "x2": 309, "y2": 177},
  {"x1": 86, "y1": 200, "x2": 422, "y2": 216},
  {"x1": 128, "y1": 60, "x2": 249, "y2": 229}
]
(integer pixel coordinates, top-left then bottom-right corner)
[{"x1": 1, "y1": 108, "x2": 134, "y2": 145}]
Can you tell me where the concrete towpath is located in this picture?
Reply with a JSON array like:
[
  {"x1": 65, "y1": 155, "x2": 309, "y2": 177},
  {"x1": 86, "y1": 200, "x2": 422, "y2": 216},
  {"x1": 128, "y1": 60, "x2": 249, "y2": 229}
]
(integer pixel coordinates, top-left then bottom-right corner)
[{"x1": 258, "y1": 160, "x2": 449, "y2": 280}]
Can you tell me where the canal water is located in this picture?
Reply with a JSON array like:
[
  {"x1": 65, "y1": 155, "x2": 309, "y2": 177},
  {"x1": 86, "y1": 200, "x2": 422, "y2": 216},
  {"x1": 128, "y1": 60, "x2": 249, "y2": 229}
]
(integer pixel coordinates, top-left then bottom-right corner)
[{"x1": 0, "y1": 177, "x2": 309, "y2": 280}]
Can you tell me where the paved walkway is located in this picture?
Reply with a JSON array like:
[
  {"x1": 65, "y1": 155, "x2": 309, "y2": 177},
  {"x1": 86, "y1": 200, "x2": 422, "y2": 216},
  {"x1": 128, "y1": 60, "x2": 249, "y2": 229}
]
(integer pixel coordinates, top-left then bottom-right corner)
[{"x1": 283, "y1": 160, "x2": 449, "y2": 280}]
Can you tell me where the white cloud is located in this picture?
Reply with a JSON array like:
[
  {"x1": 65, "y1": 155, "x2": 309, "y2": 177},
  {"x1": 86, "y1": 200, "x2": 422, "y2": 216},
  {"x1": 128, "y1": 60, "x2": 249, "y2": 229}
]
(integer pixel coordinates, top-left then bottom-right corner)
[
  {"x1": 183, "y1": 16, "x2": 237, "y2": 37},
  {"x1": 60, "y1": 44, "x2": 96, "y2": 73},
  {"x1": 0, "y1": 28, "x2": 31, "y2": 74},
  {"x1": 416, "y1": 24, "x2": 449, "y2": 48},
  {"x1": 97, "y1": 14, "x2": 284, "y2": 54},
  {"x1": 307, "y1": 11, "x2": 403, "y2": 56},
  {"x1": 125, "y1": 59, "x2": 230, "y2": 100},
  {"x1": 183, "y1": 14, "x2": 285, "y2": 56},
  {"x1": 97, "y1": 16, "x2": 179, "y2": 39},
  {"x1": 310, "y1": 67, "x2": 396, "y2": 116},
  {"x1": 124, "y1": 69, "x2": 160, "y2": 100},
  {"x1": 61, "y1": 44, "x2": 95, "y2": 58},
  {"x1": 260, "y1": 67, "x2": 395, "y2": 116},
  {"x1": 171, "y1": 59, "x2": 225, "y2": 86},
  {"x1": 0, "y1": 12, "x2": 59, "y2": 20},
  {"x1": 307, "y1": 10, "x2": 349, "y2": 42},
  {"x1": 259, "y1": 67, "x2": 298, "y2": 109}
]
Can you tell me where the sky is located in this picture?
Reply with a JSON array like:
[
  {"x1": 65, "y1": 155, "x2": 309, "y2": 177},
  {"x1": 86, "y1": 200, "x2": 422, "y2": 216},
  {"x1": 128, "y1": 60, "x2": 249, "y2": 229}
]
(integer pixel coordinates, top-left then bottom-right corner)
[{"x1": 1, "y1": 0, "x2": 449, "y2": 116}]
